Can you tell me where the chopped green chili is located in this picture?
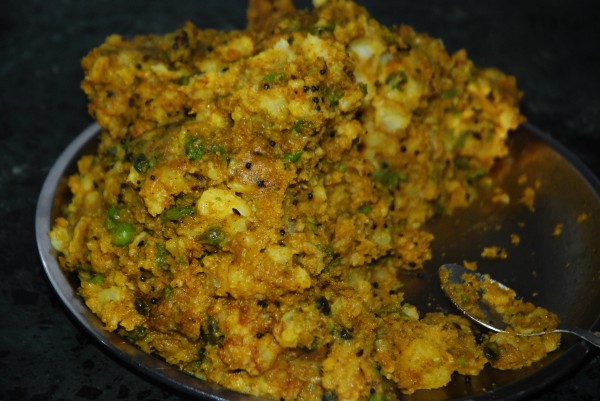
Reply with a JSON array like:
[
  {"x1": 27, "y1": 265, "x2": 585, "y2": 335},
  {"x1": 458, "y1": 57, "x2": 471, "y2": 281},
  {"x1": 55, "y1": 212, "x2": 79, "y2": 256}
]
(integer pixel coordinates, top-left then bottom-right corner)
[
  {"x1": 163, "y1": 205, "x2": 195, "y2": 221},
  {"x1": 155, "y1": 243, "x2": 169, "y2": 269}
]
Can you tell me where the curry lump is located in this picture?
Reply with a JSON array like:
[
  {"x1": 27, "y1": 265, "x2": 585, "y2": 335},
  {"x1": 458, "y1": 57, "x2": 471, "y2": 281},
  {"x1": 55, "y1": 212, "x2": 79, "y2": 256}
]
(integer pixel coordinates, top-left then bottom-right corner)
[{"x1": 49, "y1": 0, "x2": 560, "y2": 399}]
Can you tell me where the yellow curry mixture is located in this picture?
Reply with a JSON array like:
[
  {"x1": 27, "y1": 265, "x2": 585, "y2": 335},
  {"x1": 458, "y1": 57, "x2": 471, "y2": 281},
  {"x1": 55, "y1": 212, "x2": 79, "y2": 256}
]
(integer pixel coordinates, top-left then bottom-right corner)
[{"x1": 49, "y1": 0, "x2": 560, "y2": 399}]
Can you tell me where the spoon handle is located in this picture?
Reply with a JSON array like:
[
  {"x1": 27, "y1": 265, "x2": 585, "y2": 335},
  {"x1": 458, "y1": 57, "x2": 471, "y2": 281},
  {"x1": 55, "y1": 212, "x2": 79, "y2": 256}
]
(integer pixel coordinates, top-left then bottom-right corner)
[{"x1": 557, "y1": 326, "x2": 600, "y2": 349}]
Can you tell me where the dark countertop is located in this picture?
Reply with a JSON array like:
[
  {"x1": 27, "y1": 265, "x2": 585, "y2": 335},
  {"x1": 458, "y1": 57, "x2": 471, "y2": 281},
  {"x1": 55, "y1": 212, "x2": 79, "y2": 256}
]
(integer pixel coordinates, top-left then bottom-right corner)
[{"x1": 1, "y1": 1, "x2": 598, "y2": 400}]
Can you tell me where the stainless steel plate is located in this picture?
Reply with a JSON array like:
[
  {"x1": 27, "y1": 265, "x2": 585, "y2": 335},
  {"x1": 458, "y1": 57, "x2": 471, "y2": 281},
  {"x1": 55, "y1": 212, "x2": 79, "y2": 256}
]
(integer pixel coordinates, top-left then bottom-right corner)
[{"x1": 36, "y1": 122, "x2": 600, "y2": 401}]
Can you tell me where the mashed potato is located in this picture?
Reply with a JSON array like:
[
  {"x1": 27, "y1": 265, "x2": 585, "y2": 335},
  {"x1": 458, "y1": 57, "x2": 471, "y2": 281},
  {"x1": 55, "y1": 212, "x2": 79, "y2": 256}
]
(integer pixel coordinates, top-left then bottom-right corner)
[{"x1": 49, "y1": 0, "x2": 558, "y2": 399}]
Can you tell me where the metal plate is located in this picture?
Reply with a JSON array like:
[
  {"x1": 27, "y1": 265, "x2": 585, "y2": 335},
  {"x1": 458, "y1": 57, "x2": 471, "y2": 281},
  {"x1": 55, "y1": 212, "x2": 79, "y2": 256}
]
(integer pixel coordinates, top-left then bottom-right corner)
[{"x1": 36, "y1": 123, "x2": 600, "y2": 401}]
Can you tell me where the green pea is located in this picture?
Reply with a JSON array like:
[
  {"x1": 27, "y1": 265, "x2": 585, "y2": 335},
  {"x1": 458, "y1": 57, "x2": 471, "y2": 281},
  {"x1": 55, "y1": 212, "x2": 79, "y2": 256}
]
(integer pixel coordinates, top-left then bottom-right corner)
[
  {"x1": 201, "y1": 225, "x2": 225, "y2": 247},
  {"x1": 112, "y1": 223, "x2": 135, "y2": 246}
]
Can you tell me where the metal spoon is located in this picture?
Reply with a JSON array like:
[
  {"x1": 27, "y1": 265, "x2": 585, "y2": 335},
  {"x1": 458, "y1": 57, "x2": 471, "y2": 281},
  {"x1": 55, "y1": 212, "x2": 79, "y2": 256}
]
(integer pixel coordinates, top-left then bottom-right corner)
[{"x1": 439, "y1": 263, "x2": 600, "y2": 349}]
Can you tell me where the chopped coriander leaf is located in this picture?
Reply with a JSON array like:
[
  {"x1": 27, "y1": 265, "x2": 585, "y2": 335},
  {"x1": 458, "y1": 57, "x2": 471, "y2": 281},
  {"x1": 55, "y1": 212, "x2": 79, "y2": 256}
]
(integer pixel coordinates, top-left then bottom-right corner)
[
  {"x1": 292, "y1": 120, "x2": 305, "y2": 134},
  {"x1": 372, "y1": 167, "x2": 407, "y2": 188},
  {"x1": 441, "y1": 87, "x2": 458, "y2": 99},
  {"x1": 324, "y1": 86, "x2": 344, "y2": 107},
  {"x1": 283, "y1": 150, "x2": 303, "y2": 162},
  {"x1": 386, "y1": 71, "x2": 408, "y2": 90},
  {"x1": 263, "y1": 71, "x2": 286, "y2": 84},
  {"x1": 185, "y1": 136, "x2": 207, "y2": 160},
  {"x1": 358, "y1": 205, "x2": 372, "y2": 214}
]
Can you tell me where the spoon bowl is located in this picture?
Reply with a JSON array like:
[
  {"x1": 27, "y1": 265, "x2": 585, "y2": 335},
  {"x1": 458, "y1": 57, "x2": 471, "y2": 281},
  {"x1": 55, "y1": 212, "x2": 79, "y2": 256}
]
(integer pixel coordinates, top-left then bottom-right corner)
[{"x1": 439, "y1": 263, "x2": 600, "y2": 349}]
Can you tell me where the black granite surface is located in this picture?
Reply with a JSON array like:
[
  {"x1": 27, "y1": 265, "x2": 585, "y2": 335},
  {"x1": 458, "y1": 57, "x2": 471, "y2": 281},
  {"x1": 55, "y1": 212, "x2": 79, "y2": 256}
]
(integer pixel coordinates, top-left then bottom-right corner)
[{"x1": 1, "y1": 0, "x2": 599, "y2": 400}]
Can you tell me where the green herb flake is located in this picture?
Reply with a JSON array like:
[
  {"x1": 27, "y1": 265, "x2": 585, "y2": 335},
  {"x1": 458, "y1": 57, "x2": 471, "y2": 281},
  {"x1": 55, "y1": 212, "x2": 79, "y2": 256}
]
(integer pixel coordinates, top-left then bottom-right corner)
[
  {"x1": 359, "y1": 82, "x2": 368, "y2": 95},
  {"x1": 292, "y1": 120, "x2": 305, "y2": 135},
  {"x1": 454, "y1": 156, "x2": 470, "y2": 170},
  {"x1": 210, "y1": 144, "x2": 226, "y2": 156},
  {"x1": 163, "y1": 285, "x2": 174, "y2": 299},
  {"x1": 358, "y1": 205, "x2": 373, "y2": 214},
  {"x1": 453, "y1": 132, "x2": 469, "y2": 151},
  {"x1": 368, "y1": 393, "x2": 387, "y2": 401},
  {"x1": 283, "y1": 150, "x2": 303, "y2": 163},
  {"x1": 324, "y1": 86, "x2": 344, "y2": 107},
  {"x1": 263, "y1": 71, "x2": 286, "y2": 84},
  {"x1": 178, "y1": 75, "x2": 190, "y2": 85},
  {"x1": 89, "y1": 274, "x2": 105, "y2": 284},
  {"x1": 441, "y1": 87, "x2": 458, "y2": 99},
  {"x1": 185, "y1": 136, "x2": 207, "y2": 161},
  {"x1": 467, "y1": 167, "x2": 486, "y2": 181},
  {"x1": 386, "y1": 71, "x2": 408, "y2": 90},
  {"x1": 372, "y1": 167, "x2": 407, "y2": 188}
]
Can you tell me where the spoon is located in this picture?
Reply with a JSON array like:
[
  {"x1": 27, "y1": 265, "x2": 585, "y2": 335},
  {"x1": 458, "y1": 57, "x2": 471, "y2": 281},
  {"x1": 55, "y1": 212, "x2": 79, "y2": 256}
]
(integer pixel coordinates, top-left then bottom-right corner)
[{"x1": 439, "y1": 263, "x2": 600, "y2": 349}]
